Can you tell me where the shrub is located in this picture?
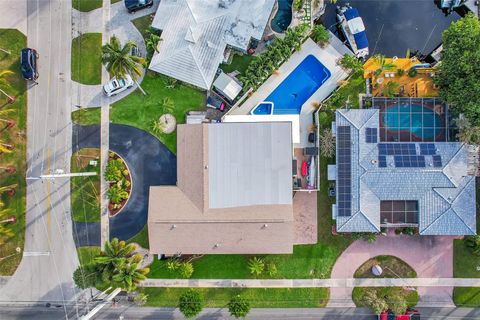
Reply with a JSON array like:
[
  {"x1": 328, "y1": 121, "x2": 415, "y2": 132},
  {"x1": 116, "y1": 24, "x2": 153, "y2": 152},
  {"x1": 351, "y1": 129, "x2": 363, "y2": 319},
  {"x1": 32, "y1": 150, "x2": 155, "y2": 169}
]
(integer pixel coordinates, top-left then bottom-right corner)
[
  {"x1": 362, "y1": 290, "x2": 388, "y2": 314},
  {"x1": 133, "y1": 292, "x2": 148, "y2": 306},
  {"x1": 107, "y1": 186, "x2": 129, "y2": 204},
  {"x1": 311, "y1": 25, "x2": 329, "y2": 46},
  {"x1": 266, "y1": 262, "x2": 278, "y2": 277},
  {"x1": 248, "y1": 257, "x2": 265, "y2": 276},
  {"x1": 407, "y1": 68, "x2": 417, "y2": 77},
  {"x1": 396, "y1": 68, "x2": 405, "y2": 76},
  {"x1": 179, "y1": 261, "x2": 194, "y2": 279},
  {"x1": 73, "y1": 264, "x2": 98, "y2": 289},
  {"x1": 339, "y1": 54, "x2": 363, "y2": 75},
  {"x1": 465, "y1": 235, "x2": 480, "y2": 256},
  {"x1": 228, "y1": 295, "x2": 251, "y2": 319},
  {"x1": 351, "y1": 232, "x2": 377, "y2": 243},
  {"x1": 166, "y1": 258, "x2": 181, "y2": 271},
  {"x1": 178, "y1": 289, "x2": 203, "y2": 318}
]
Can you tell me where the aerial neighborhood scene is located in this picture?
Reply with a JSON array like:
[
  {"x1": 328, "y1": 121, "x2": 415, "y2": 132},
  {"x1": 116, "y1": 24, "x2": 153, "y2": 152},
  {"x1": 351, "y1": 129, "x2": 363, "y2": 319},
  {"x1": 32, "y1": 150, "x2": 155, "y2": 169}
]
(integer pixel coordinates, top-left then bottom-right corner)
[{"x1": 1, "y1": 0, "x2": 480, "y2": 319}]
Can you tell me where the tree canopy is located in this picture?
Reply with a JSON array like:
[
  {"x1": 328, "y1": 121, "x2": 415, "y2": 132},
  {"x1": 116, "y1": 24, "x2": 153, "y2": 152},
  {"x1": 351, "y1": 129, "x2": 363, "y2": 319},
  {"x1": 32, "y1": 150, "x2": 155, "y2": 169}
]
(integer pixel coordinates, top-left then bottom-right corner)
[
  {"x1": 435, "y1": 13, "x2": 480, "y2": 125},
  {"x1": 178, "y1": 289, "x2": 203, "y2": 318}
]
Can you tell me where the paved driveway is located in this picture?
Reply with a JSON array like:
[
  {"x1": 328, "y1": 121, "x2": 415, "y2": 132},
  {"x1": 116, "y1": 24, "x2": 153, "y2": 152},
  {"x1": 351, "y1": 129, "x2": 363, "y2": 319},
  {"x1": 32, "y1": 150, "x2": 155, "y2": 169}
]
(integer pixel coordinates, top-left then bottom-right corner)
[
  {"x1": 72, "y1": 124, "x2": 176, "y2": 245},
  {"x1": 328, "y1": 230, "x2": 459, "y2": 308},
  {"x1": 0, "y1": 0, "x2": 27, "y2": 34}
]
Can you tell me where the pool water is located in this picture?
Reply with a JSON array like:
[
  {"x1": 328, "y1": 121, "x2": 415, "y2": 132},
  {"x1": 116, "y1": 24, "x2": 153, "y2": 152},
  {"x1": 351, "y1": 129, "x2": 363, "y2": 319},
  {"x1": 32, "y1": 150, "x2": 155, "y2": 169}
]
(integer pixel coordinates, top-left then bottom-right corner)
[
  {"x1": 271, "y1": 0, "x2": 293, "y2": 33},
  {"x1": 251, "y1": 55, "x2": 331, "y2": 115},
  {"x1": 382, "y1": 104, "x2": 442, "y2": 139}
]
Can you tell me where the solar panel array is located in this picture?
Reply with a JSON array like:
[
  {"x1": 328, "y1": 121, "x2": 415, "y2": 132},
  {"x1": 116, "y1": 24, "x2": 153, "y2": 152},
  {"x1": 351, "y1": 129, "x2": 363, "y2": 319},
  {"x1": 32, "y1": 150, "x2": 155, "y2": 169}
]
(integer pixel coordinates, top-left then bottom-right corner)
[
  {"x1": 394, "y1": 155, "x2": 426, "y2": 167},
  {"x1": 378, "y1": 143, "x2": 416, "y2": 155},
  {"x1": 365, "y1": 128, "x2": 377, "y2": 143},
  {"x1": 337, "y1": 126, "x2": 351, "y2": 217},
  {"x1": 432, "y1": 155, "x2": 442, "y2": 167}
]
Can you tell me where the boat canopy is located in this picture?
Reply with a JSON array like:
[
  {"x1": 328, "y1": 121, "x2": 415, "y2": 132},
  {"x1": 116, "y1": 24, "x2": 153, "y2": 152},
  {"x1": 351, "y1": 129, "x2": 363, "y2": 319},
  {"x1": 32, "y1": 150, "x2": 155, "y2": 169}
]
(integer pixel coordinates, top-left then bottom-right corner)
[{"x1": 343, "y1": 7, "x2": 369, "y2": 51}]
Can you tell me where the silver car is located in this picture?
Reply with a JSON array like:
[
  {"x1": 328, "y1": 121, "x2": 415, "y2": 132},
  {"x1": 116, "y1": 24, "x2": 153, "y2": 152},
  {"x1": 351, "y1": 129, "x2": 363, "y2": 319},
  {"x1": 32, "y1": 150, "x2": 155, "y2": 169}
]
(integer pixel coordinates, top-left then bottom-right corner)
[{"x1": 103, "y1": 75, "x2": 134, "y2": 97}]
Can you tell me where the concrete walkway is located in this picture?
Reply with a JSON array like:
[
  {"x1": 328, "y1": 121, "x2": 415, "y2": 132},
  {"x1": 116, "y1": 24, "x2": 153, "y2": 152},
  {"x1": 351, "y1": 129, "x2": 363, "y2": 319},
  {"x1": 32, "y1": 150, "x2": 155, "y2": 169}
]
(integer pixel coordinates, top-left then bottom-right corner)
[
  {"x1": 139, "y1": 278, "x2": 480, "y2": 288},
  {"x1": 71, "y1": 0, "x2": 160, "y2": 107},
  {"x1": 328, "y1": 231, "x2": 459, "y2": 307}
]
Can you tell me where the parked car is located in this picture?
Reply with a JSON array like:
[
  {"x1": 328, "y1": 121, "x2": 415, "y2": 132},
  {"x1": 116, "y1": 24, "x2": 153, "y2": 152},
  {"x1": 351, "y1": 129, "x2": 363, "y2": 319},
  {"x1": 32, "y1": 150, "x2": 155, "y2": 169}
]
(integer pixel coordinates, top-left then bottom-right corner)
[
  {"x1": 206, "y1": 96, "x2": 225, "y2": 111},
  {"x1": 103, "y1": 75, "x2": 134, "y2": 97},
  {"x1": 20, "y1": 48, "x2": 38, "y2": 81},
  {"x1": 379, "y1": 309, "x2": 420, "y2": 320},
  {"x1": 124, "y1": 0, "x2": 153, "y2": 13}
]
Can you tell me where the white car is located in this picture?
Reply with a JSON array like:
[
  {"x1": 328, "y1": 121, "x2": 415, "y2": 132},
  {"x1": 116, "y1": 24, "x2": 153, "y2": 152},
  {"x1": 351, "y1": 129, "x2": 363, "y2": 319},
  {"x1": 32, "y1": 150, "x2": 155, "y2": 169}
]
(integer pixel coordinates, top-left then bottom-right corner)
[{"x1": 103, "y1": 75, "x2": 134, "y2": 97}]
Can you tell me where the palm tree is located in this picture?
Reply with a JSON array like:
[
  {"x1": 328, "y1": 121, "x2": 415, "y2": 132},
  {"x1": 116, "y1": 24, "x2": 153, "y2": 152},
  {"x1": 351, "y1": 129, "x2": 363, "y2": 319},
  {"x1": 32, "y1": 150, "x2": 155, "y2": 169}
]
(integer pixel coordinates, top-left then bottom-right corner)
[
  {"x1": 145, "y1": 30, "x2": 162, "y2": 55},
  {"x1": 0, "y1": 208, "x2": 14, "y2": 245},
  {"x1": 382, "y1": 81, "x2": 400, "y2": 97},
  {"x1": 0, "y1": 70, "x2": 15, "y2": 102},
  {"x1": 160, "y1": 97, "x2": 175, "y2": 114},
  {"x1": 311, "y1": 25, "x2": 329, "y2": 47},
  {"x1": 373, "y1": 54, "x2": 395, "y2": 76},
  {"x1": 0, "y1": 108, "x2": 15, "y2": 131},
  {"x1": 111, "y1": 255, "x2": 149, "y2": 291},
  {"x1": 95, "y1": 238, "x2": 136, "y2": 281},
  {"x1": 102, "y1": 35, "x2": 147, "y2": 95},
  {"x1": 0, "y1": 142, "x2": 12, "y2": 153}
]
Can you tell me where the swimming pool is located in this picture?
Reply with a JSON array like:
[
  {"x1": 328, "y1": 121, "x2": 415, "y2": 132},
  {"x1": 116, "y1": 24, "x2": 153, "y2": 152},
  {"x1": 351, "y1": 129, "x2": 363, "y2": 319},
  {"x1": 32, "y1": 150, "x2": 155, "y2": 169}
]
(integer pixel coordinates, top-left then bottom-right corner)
[
  {"x1": 382, "y1": 104, "x2": 442, "y2": 139},
  {"x1": 271, "y1": 0, "x2": 293, "y2": 33},
  {"x1": 251, "y1": 55, "x2": 331, "y2": 115}
]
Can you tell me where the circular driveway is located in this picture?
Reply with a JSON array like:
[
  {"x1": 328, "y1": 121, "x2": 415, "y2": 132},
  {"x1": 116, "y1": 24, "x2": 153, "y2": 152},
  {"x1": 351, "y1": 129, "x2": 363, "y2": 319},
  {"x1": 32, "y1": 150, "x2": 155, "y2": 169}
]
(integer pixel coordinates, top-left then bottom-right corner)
[{"x1": 72, "y1": 123, "x2": 176, "y2": 243}]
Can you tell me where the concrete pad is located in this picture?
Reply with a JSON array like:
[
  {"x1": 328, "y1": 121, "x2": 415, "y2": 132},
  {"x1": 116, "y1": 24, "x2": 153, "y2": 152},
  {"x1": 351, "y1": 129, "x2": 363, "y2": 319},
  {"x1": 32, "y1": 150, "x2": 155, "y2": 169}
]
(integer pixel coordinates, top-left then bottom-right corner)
[
  {"x1": 0, "y1": 0, "x2": 27, "y2": 34},
  {"x1": 293, "y1": 191, "x2": 317, "y2": 244}
]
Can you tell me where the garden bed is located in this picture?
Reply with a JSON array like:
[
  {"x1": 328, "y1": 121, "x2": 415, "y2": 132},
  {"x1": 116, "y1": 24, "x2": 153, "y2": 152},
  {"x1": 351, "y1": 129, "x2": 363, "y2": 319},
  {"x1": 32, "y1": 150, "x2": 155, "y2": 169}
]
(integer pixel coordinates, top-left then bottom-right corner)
[
  {"x1": 354, "y1": 255, "x2": 417, "y2": 278},
  {"x1": 106, "y1": 151, "x2": 132, "y2": 216}
]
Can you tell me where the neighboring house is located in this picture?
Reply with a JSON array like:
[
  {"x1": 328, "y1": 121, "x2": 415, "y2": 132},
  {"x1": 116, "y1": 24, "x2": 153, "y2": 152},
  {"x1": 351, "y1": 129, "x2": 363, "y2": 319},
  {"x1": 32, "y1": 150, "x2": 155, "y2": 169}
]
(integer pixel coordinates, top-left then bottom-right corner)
[
  {"x1": 330, "y1": 103, "x2": 477, "y2": 235},
  {"x1": 148, "y1": 122, "x2": 299, "y2": 255},
  {"x1": 148, "y1": 0, "x2": 275, "y2": 90}
]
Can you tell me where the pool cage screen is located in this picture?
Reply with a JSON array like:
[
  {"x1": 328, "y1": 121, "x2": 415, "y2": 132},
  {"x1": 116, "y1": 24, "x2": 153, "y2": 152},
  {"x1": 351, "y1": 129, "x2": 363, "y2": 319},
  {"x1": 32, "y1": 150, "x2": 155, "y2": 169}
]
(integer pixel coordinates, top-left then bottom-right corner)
[{"x1": 369, "y1": 97, "x2": 452, "y2": 142}]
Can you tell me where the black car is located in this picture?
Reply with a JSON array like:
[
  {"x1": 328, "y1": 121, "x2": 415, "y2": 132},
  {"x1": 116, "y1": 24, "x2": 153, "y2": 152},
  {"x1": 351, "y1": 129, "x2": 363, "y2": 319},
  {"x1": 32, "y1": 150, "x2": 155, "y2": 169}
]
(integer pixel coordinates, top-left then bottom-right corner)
[
  {"x1": 20, "y1": 48, "x2": 38, "y2": 81},
  {"x1": 124, "y1": 0, "x2": 153, "y2": 13}
]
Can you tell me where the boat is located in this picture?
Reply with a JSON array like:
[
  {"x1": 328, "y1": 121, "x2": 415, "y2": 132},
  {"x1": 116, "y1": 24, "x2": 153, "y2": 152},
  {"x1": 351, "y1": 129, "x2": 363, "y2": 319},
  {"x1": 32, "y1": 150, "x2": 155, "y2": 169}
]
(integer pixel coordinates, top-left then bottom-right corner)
[
  {"x1": 307, "y1": 157, "x2": 316, "y2": 190},
  {"x1": 336, "y1": 4, "x2": 369, "y2": 59}
]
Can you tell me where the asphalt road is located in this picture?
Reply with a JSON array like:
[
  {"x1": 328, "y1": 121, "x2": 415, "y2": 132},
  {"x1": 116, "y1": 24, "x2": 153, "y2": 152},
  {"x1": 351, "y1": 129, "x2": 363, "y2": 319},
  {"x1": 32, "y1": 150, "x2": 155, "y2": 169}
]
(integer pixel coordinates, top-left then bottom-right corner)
[
  {"x1": 0, "y1": 0, "x2": 79, "y2": 307},
  {"x1": 2, "y1": 305, "x2": 480, "y2": 320}
]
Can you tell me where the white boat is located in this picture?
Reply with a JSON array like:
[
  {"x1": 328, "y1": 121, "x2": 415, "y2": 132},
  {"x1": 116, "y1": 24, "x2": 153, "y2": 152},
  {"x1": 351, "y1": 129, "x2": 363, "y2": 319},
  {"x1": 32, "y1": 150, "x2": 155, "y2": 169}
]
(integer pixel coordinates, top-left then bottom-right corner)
[
  {"x1": 307, "y1": 157, "x2": 316, "y2": 189},
  {"x1": 336, "y1": 4, "x2": 369, "y2": 59}
]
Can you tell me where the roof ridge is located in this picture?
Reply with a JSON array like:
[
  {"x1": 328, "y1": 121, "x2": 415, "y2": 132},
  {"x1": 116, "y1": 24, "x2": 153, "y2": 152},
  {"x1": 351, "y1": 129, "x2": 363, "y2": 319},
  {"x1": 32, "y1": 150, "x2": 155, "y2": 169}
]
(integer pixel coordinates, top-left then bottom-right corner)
[
  {"x1": 441, "y1": 143, "x2": 467, "y2": 187},
  {"x1": 188, "y1": 46, "x2": 210, "y2": 89},
  {"x1": 421, "y1": 207, "x2": 474, "y2": 235}
]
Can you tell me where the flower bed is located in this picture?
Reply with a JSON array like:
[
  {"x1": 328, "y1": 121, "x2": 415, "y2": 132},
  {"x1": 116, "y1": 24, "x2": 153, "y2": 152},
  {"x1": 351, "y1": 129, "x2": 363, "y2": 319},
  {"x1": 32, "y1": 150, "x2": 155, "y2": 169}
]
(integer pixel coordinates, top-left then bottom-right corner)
[{"x1": 105, "y1": 151, "x2": 132, "y2": 216}]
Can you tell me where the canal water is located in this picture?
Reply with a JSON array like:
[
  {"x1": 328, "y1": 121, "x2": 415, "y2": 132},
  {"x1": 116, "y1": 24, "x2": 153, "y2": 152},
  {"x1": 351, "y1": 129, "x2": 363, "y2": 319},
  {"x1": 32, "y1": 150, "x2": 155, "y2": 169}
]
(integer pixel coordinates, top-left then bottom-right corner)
[{"x1": 320, "y1": 0, "x2": 460, "y2": 57}]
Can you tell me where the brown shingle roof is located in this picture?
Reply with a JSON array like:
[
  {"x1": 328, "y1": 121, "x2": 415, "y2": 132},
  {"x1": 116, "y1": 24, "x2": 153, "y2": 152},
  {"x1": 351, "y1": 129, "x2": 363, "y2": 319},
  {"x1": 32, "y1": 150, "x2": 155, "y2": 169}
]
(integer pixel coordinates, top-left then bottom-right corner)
[{"x1": 148, "y1": 123, "x2": 295, "y2": 254}]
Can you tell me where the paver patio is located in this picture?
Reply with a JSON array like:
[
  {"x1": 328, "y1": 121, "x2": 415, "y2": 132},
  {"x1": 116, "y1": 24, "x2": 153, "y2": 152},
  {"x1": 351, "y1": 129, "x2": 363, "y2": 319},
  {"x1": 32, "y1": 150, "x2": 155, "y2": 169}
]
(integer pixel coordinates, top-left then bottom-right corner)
[{"x1": 329, "y1": 230, "x2": 459, "y2": 307}]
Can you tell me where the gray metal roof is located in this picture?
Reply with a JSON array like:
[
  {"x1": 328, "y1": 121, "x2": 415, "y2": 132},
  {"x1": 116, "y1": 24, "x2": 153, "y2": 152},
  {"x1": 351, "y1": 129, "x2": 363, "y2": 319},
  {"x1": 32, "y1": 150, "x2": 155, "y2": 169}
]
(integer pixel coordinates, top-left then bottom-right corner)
[
  {"x1": 149, "y1": 0, "x2": 275, "y2": 89},
  {"x1": 334, "y1": 109, "x2": 476, "y2": 235},
  {"x1": 208, "y1": 122, "x2": 293, "y2": 209}
]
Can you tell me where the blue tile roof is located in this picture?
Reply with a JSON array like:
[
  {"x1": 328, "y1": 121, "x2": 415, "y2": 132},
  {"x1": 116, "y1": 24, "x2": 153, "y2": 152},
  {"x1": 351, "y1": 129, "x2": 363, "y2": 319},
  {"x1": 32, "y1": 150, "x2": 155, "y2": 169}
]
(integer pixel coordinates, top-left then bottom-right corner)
[{"x1": 334, "y1": 109, "x2": 476, "y2": 235}]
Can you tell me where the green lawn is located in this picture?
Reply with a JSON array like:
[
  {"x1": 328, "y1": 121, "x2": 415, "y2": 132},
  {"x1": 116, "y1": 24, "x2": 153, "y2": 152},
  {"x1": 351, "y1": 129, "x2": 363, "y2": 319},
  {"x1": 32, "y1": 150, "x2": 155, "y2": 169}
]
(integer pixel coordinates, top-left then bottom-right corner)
[
  {"x1": 72, "y1": 107, "x2": 101, "y2": 125},
  {"x1": 110, "y1": 72, "x2": 205, "y2": 153},
  {"x1": 220, "y1": 53, "x2": 256, "y2": 77},
  {"x1": 111, "y1": 0, "x2": 122, "y2": 4},
  {"x1": 324, "y1": 72, "x2": 365, "y2": 109},
  {"x1": 142, "y1": 287, "x2": 329, "y2": 308},
  {"x1": 132, "y1": 15, "x2": 155, "y2": 41},
  {"x1": 127, "y1": 224, "x2": 149, "y2": 249},
  {"x1": 453, "y1": 287, "x2": 480, "y2": 307},
  {"x1": 72, "y1": 0, "x2": 102, "y2": 12},
  {"x1": 71, "y1": 148, "x2": 101, "y2": 223},
  {"x1": 354, "y1": 255, "x2": 417, "y2": 278},
  {"x1": 0, "y1": 29, "x2": 27, "y2": 275},
  {"x1": 77, "y1": 246, "x2": 101, "y2": 266},
  {"x1": 71, "y1": 33, "x2": 102, "y2": 85}
]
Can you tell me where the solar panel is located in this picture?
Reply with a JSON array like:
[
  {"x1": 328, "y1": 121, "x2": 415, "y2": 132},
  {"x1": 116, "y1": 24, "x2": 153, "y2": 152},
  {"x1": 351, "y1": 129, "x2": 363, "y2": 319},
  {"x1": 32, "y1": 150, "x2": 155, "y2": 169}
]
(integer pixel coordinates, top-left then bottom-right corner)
[
  {"x1": 394, "y1": 155, "x2": 426, "y2": 167},
  {"x1": 432, "y1": 155, "x2": 442, "y2": 167},
  {"x1": 365, "y1": 128, "x2": 377, "y2": 143},
  {"x1": 337, "y1": 126, "x2": 352, "y2": 217},
  {"x1": 420, "y1": 143, "x2": 436, "y2": 155},
  {"x1": 378, "y1": 155, "x2": 387, "y2": 168},
  {"x1": 378, "y1": 143, "x2": 416, "y2": 155}
]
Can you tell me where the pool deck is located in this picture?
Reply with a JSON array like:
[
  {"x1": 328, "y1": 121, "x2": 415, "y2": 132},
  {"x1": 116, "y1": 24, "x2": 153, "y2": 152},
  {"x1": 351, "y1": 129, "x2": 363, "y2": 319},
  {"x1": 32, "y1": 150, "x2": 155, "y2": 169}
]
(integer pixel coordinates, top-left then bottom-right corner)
[{"x1": 227, "y1": 34, "x2": 351, "y2": 147}]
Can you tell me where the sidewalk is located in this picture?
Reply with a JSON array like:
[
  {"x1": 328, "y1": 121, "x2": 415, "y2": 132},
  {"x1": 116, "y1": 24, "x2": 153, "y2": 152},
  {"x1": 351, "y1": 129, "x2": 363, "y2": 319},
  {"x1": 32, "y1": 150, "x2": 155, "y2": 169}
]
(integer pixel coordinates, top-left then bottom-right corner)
[{"x1": 139, "y1": 277, "x2": 480, "y2": 288}]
